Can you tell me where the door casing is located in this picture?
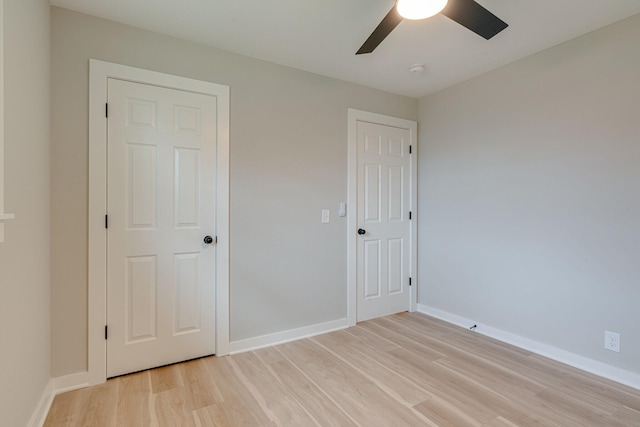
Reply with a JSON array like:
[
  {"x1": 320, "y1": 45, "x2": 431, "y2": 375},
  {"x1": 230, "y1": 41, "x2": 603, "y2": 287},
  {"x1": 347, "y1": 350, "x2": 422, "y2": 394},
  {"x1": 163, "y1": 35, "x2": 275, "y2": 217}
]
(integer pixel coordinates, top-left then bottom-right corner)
[
  {"x1": 347, "y1": 109, "x2": 418, "y2": 326},
  {"x1": 88, "y1": 59, "x2": 230, "y2": 385}
]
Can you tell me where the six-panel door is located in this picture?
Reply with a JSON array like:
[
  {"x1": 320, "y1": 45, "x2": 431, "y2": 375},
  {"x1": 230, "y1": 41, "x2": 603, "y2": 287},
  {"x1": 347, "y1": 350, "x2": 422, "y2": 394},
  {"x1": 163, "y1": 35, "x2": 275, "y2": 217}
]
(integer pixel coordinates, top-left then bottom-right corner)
[
  {"x1": 107, "y1": 78, "x2": 217, "y2": 377},
  {"x1": 357, "y1": 121, "x2": 411, "y2": 321}
]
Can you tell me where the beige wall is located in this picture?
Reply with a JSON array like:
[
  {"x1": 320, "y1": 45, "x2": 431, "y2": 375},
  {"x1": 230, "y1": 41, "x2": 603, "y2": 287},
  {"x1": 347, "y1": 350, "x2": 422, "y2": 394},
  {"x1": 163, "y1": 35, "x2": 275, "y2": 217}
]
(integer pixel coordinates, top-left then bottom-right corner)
[
  {"x1": 50, "y1": 7, "x2": 417, "y2": 376},
  {"x1": 418, "y1": 13, "x2": 640, "y2": 374},
  {"x1": 0, "y1": 0, "x2": 51, "y2": 425}
]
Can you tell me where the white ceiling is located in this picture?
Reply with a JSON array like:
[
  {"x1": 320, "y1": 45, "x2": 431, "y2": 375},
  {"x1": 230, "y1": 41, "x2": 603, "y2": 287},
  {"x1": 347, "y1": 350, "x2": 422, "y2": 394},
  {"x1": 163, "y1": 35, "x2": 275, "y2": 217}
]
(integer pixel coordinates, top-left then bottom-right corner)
[{"x1": 49, "y1": 0, "x2": 640, "y2": 98}]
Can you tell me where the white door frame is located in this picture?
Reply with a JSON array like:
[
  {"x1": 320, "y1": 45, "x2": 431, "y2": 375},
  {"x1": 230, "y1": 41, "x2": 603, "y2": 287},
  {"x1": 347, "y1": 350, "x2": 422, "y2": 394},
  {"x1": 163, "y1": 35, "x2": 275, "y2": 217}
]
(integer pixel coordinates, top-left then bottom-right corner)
[
  {"x1": 347, "y1": 109, "x2": 417, "y2": 326},
  {"x1": 88, "y1": 59, "x2": 230, "y2": 385}
]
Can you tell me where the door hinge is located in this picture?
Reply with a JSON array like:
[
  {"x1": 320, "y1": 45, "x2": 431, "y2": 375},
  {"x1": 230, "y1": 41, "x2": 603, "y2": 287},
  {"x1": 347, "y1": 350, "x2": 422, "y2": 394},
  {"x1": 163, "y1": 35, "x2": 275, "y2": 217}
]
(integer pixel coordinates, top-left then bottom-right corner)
[
  {"x1": 105, "y1": 325, "x2": 108, "y2": 340},
  {"x1": 105, "y1": 103, "x2": 108, "y2": 118},
  {"x1": 105, "y1": 214, "x2": 108, "y2": 229},
  {"x1": 409, "y1": 145, "x2": 412, "y2": 154},
  {"x1": 409, "y1": 211, "x2": 412, "y2": 220},
  {"x1": 409, "y1": 277, "x2": 412, "y2": 287}
]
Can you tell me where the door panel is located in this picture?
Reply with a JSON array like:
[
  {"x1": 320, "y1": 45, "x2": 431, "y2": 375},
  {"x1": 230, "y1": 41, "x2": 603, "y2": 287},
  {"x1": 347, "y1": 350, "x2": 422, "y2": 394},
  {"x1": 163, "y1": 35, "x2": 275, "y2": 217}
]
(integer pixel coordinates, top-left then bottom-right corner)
[
  {"x1": 107, "y1": 78, "x2": 217, "y2": 377},
  {"x1": 174, "y1": 252, "x2": 201, "y2": 333},
  {"x1": 174, "y1": 148, "x2": 201, "y2": 228},
  {"x1": 388, "y1": 166, "x2": 404, "y2": 221},
  {"x1": 126, "y1": 255, "x2": 157, "y2": 342},
  {"x1": 364, "y1": 239, "x2": 381, "y2": 299},
  {"x1": 127, "y1": 143, "x2": 157, "y2": 229},
  {"x1": 364, "y1": 164, "x2": 381, "y2": 222},
  {"x1": 357, "y1": 121, "x2": 411, "y2": 321},
  {"x1": 387, "y1": 238, "x2": 404, "y2": 294}
]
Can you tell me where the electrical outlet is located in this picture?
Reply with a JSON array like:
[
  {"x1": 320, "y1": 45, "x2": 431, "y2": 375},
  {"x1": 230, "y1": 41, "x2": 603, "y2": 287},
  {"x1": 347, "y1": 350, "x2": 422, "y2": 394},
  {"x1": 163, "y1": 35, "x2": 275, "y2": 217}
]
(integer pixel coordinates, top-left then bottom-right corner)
[{"x1": 604, "y1": 331, "x2": 620, "y2": 352}]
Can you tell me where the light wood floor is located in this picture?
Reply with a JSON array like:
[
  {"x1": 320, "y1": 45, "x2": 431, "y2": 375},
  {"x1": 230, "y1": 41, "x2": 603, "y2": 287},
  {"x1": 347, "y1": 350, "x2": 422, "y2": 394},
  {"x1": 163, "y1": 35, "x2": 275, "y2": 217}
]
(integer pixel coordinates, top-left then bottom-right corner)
[{"x1": 44, "y1": 313, "x2": 640, "y2": 426}]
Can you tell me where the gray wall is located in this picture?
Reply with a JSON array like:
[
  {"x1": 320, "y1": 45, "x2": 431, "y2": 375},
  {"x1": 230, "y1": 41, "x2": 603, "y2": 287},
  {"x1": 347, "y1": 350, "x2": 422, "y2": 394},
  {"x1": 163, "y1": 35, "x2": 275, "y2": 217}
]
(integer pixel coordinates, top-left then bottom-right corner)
[
  {"x1": 0, "y1": 0, "x2": 51, "y2": 425},
  {"x1": 51, "y1": 7, "x2": 417, "y2": 376},
  {"x1": 418, "y1": 13, "x2": 640, "y2": 374}
]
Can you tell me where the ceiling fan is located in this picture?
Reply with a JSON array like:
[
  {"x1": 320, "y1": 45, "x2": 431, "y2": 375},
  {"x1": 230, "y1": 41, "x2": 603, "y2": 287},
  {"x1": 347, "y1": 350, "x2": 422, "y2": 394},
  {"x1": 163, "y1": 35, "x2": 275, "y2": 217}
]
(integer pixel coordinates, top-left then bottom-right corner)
[{"x1": 356, "y1": 0, "x2": 508, "y2": 55}]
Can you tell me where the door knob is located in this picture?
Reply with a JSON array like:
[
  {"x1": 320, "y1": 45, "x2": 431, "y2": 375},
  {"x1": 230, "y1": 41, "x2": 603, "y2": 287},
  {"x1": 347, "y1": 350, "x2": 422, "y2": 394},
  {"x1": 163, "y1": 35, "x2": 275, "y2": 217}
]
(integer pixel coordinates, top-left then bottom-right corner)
[
  {"x1": 203, "y1": 235, "x2": 214, "y2": 244},
  {"x1": 357, "y1": 228, "x2": 366, "y2": 235}
]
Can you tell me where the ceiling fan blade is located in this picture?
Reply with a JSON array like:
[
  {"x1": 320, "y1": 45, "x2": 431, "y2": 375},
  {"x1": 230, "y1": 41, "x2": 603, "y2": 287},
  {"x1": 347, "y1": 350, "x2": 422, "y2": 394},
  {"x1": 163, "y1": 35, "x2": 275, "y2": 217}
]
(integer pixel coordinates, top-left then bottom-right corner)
[
  {"x1": 441, "y1": 0, "x2": 508, "y2": 40},
  {"x1": 356, "y1": 6, "x2": 404, "y2": 55}
]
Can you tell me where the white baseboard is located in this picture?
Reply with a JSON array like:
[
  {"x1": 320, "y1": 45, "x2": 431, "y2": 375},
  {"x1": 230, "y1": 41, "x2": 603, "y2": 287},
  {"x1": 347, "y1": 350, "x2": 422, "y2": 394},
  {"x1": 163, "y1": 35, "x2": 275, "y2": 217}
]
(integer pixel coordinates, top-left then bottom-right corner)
[
  {"x1": 28, "y1": 371, "x2": 91, "y2": 427},
  {"x1": 53, "y1": 371, "x2": 90, "y2": 394},
  {"x1": 229, "y1": 318, "x2": 350, "y2": 354},
  {"x1": 417, "y1": 304, "x2": 640, "y2": 391},
  {"x1": 27, "y1": 380, "x2": 54, "y2": 427}
]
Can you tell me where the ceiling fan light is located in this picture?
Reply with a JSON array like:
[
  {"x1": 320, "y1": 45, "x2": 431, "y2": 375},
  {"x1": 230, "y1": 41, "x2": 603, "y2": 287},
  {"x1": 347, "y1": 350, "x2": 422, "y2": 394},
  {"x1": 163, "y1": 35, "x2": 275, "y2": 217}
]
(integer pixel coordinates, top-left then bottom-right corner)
[{"x1": 397, "y1": 0, "x2": 448, "y2": 20}]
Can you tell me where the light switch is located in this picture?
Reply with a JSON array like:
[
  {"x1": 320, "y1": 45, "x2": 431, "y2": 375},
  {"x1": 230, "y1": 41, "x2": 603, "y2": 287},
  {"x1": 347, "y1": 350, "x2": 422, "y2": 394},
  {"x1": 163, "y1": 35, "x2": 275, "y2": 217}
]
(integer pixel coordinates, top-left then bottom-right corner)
[
  {"x1": 338, "y1": 202, "x2": 346, "y2": 217},
  {"x1": 321, "y1": 209, "x2": 330, "y2": 224}
]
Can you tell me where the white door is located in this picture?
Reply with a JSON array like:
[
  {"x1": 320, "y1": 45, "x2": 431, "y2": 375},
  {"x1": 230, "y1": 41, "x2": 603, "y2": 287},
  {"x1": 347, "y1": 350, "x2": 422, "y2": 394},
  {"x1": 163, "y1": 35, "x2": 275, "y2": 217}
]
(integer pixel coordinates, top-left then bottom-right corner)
[
  {"x1": 106, "y1": 78, "x2": 217, "y2": 377},
  {"x1": 356, "y1": 121, "x2": 412, "y2": 321}
]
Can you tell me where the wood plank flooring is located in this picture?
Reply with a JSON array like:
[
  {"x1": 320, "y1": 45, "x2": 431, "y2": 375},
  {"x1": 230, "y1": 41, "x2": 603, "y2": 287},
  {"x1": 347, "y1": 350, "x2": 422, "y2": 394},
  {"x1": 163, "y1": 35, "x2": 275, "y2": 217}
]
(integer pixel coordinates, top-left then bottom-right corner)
[{"x1": 44, "y1": 313, "x2": 640, "y2": 426}]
